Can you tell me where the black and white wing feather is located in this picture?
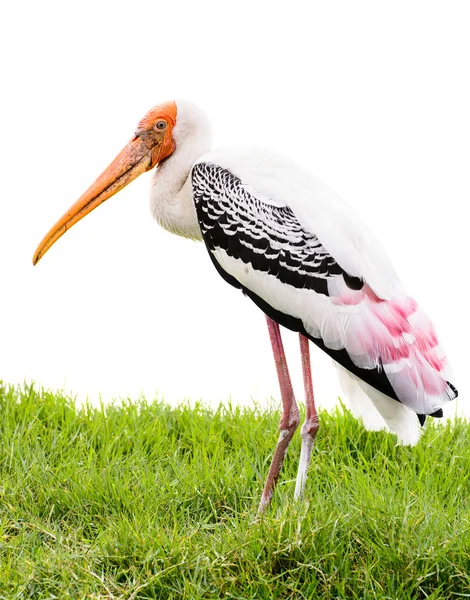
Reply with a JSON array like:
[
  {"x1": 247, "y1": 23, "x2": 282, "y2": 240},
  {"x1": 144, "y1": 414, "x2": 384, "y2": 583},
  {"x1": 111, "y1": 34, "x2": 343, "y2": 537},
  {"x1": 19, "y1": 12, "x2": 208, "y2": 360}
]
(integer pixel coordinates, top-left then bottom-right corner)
[
  {"x1": 193, "y1": 162, "x2": 355, "y2": 296},
  {"x1": 191, "y1": 156, "x2": 457, "y2": 445}
]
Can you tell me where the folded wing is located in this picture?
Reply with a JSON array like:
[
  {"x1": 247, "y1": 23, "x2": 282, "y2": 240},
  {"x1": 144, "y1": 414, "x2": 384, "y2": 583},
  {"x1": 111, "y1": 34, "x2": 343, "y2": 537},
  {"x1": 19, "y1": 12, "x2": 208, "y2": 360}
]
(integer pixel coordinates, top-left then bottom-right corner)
[{"x1": 191, "y1": 154, "x2": 457, "y2": 440}]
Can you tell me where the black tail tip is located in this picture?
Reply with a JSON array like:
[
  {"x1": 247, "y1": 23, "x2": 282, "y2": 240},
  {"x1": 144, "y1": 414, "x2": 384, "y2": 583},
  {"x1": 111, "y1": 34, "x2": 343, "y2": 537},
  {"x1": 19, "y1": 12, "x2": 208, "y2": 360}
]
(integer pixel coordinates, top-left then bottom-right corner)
[
  {"x1": 417, "y1": 408, "x2": 444, "y2": 426},
  {"x1": 417, "y1": 382, "x2": 458, "y2": 426},
  {"x1": 446, "y1": 381, "x2": 458, "y2": 400}
]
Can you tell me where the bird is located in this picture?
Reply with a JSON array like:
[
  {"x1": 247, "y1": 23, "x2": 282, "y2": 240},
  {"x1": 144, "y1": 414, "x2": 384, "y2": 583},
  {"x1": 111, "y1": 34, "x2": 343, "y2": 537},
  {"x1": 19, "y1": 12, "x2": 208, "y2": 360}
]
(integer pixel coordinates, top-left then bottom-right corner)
[{"x1": 33, "y1": 100, "x2": 458, "y2": 513}]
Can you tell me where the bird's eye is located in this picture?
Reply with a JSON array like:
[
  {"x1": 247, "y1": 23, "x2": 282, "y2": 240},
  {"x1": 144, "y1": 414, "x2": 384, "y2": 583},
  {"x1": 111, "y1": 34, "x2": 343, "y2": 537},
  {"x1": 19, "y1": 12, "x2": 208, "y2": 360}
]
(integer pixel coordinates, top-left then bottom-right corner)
[{"x1": 156, "y1": 120, "x2": 167, "y2": 130}]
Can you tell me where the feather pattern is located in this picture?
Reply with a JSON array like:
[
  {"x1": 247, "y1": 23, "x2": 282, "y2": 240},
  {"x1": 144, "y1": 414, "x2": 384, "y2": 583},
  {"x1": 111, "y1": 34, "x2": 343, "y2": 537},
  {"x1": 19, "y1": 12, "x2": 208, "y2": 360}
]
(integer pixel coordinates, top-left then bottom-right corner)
[
  {"x1": 193, "y1": 162, "x2": 350, "y2": 295},
  {"x1": 191, "y1": 155, "x2": 458, "y2": 427}
]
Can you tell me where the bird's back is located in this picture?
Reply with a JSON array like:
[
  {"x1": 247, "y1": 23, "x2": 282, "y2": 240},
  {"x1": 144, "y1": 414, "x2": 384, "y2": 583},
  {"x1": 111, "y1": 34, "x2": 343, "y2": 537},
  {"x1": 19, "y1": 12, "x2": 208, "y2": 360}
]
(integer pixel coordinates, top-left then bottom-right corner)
[{"x1": 190, "y1": 147, "x2": 458, "y2": 439}]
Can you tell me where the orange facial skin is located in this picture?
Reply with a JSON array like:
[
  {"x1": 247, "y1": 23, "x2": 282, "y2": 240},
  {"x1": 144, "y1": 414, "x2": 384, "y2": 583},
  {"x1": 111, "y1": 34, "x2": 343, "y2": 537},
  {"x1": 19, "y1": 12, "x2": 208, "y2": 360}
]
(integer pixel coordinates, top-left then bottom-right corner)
[{"x1": 33, "y1": 101, "x2": 177, "y2": 265}]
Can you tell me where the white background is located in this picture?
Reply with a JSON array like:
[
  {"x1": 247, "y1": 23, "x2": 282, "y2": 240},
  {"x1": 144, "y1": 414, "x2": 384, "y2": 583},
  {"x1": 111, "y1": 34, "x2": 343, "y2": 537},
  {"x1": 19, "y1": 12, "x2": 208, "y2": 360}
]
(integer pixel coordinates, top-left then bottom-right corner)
[{"x1": 1, "y1": 1, "x2": 468, "y2": 415}]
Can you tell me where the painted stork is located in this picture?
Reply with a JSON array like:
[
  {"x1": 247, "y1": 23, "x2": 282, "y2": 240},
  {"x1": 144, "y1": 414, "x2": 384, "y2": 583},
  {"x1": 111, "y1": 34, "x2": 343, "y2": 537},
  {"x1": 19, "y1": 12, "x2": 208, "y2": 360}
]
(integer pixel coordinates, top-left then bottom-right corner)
[{"x1": 33, "y1": 100, "x2": 458, "y2": 513}]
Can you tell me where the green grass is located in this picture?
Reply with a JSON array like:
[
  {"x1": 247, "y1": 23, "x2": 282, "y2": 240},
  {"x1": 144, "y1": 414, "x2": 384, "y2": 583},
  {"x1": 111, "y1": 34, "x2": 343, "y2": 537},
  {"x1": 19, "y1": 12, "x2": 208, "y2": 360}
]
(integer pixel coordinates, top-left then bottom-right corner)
[{"x1": 0, "y1": 383, "x2": 469, "y2": 599}]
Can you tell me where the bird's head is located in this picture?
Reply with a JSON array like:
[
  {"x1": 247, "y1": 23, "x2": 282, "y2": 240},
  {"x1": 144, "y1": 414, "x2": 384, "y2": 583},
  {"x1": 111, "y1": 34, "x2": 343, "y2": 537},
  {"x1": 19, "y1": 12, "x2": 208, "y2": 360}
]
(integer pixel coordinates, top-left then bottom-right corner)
[{"x1": 33, "y1": 100, "x2": 183, "y2": 265}]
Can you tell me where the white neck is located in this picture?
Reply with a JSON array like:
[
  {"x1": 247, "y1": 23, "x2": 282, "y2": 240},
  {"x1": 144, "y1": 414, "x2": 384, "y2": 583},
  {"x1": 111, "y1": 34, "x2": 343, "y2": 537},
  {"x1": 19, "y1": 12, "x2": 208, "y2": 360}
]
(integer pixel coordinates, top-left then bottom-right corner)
[{"x1": 149, "y1": 100, "x2": 212, "y2": 241}]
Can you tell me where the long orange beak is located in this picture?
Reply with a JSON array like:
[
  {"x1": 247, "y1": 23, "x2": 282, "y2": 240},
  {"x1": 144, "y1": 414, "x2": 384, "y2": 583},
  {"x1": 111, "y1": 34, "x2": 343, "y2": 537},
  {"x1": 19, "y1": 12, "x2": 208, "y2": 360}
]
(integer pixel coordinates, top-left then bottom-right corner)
[{"x1": 33, "y1": 133, "x2": 162, "y2": 265}]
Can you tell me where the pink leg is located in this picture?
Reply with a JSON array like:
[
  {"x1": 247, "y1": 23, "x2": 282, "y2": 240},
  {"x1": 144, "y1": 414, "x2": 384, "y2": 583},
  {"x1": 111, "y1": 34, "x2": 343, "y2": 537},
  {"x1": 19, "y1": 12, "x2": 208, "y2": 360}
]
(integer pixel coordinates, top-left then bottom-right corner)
[
  {"x1": 258, "y1": 316, "x2": 300, "y2": 514},
  {"x1": 294, "y1": 334, "x2": 319, "y2": 500}
]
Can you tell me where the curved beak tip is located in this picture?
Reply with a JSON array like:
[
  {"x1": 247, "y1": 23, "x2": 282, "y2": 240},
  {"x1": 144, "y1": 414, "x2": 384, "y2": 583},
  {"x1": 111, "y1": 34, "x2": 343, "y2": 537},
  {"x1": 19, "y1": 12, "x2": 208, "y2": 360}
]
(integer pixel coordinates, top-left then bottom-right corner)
[{"x1": 31, "y1": 134, "x2": 157, "y2": 266}]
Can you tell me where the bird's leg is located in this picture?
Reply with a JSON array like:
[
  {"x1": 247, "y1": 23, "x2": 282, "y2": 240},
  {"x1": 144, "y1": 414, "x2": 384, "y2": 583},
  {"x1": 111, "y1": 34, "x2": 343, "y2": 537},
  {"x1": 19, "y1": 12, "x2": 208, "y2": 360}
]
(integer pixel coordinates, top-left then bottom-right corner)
[
  {"x1": 294, "y1": 334, "x2": 319, "y2": 501},
  {"x1": 258, "y1": 316, "x2": 300, "y2": 514}
]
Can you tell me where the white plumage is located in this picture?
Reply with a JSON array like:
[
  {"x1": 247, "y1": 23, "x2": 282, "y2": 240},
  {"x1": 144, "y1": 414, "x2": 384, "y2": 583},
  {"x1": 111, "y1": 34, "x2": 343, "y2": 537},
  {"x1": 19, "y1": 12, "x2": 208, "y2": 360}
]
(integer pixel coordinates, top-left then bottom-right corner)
[
  {"x1": 336, "y1": 364, "x2": 421, "y2": 446},
  {"x1": 33, "y1": 99, "x2": 458, "y2": 511},
  {"x1": 188, "y1": 143, "x2": 456, "y2": 429}
]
